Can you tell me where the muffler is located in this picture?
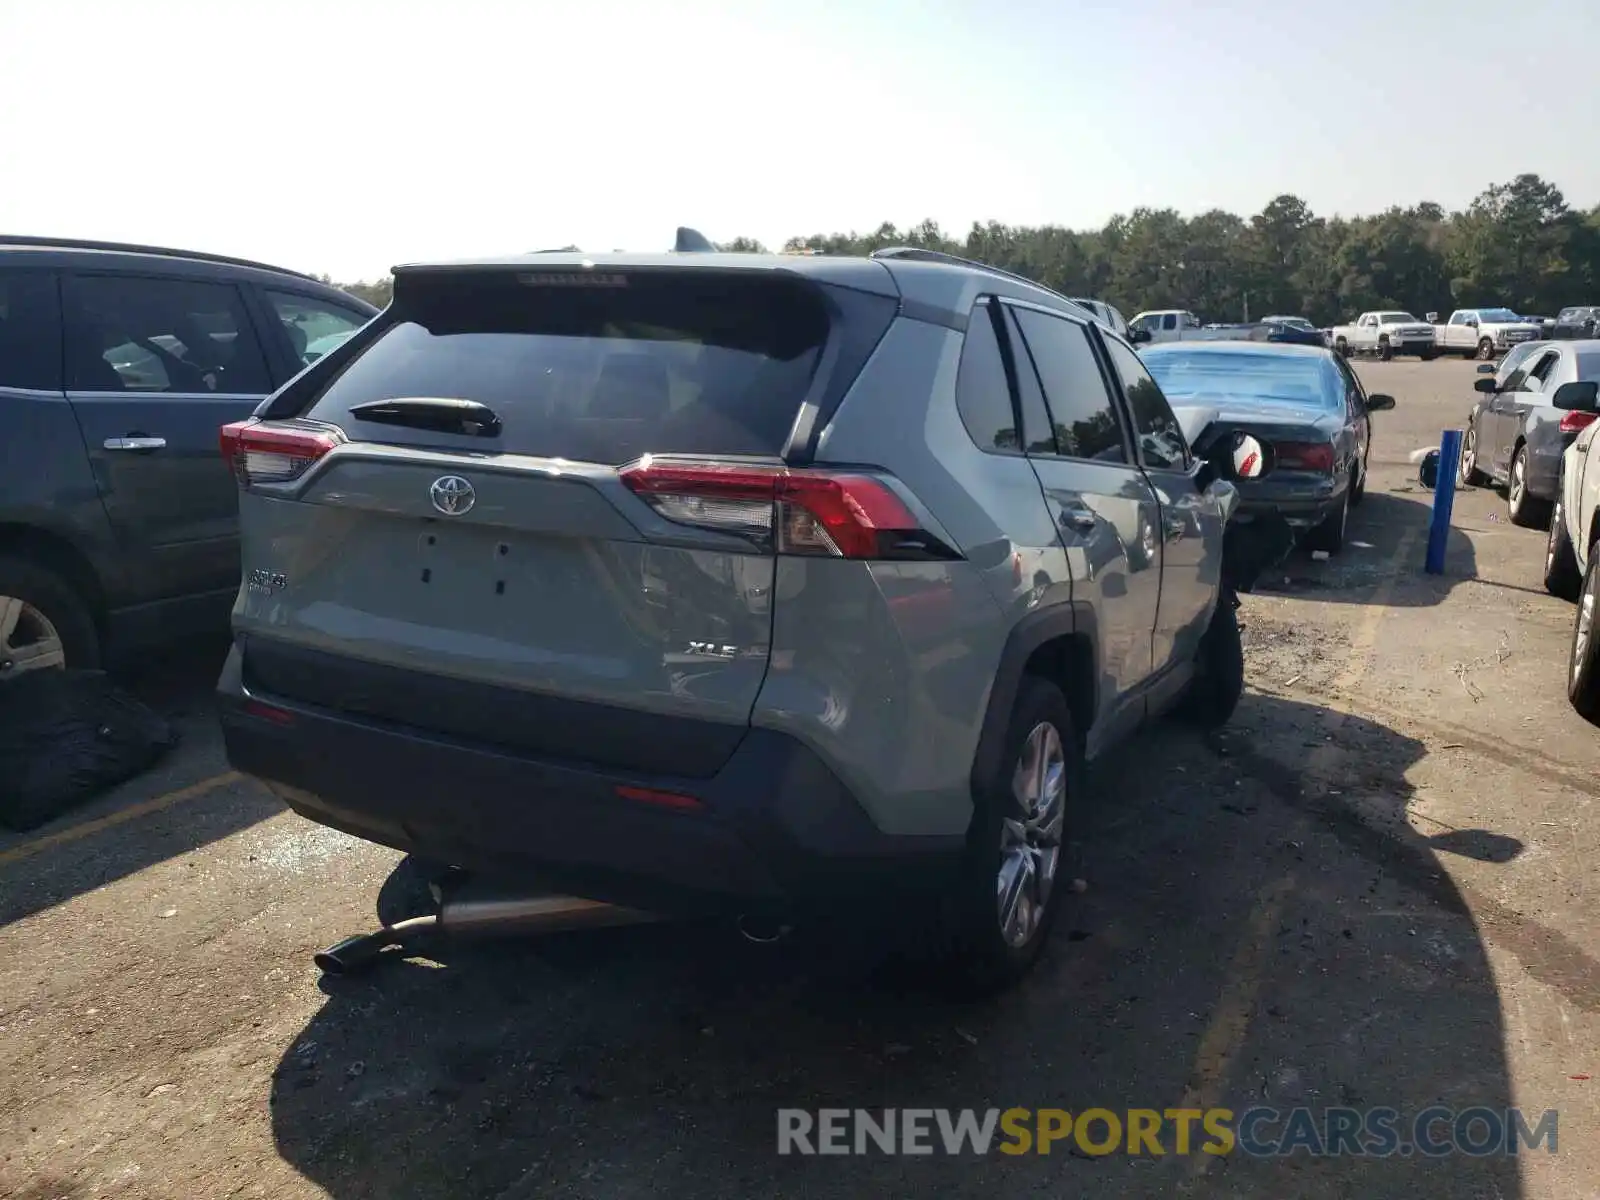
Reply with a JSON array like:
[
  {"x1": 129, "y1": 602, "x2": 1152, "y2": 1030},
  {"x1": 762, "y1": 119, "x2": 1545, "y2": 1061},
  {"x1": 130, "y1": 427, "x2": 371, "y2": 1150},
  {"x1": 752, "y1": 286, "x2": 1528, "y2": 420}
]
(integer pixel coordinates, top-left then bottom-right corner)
[{"x1": 314, "y1": 880, "x2": 662, "y2": 976}]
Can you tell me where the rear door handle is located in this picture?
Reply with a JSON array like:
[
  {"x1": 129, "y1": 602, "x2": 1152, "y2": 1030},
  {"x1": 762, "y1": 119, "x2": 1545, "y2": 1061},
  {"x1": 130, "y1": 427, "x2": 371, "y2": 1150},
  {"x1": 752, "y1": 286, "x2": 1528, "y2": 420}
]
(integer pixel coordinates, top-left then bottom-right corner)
[
  {"x1": 1058, "y1": 505, "x2": 1097, "y2": 533},
  {"x1": 104, "y1": 436, "x2": 167, "y2": 451}
]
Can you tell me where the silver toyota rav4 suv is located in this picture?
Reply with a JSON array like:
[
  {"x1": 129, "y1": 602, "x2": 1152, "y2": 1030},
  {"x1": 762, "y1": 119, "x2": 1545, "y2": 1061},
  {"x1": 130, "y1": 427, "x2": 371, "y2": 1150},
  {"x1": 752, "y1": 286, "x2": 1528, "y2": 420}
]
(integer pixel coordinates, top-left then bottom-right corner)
[{"x1": 218, "y1": 243, "x2": 1270, "y2": 992}]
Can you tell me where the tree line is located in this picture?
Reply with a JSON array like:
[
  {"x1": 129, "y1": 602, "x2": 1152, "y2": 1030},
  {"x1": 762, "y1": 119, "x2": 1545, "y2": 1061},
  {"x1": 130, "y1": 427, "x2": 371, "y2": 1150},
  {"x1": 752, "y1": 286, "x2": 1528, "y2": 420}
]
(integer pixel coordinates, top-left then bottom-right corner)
[{"x1": 328, "y1": 174, "x2": 1600, "y2": 327}]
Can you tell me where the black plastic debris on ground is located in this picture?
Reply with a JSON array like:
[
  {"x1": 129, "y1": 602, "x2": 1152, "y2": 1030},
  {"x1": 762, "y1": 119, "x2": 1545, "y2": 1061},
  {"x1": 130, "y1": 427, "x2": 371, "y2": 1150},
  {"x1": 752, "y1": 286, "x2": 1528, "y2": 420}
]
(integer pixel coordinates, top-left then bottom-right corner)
[{"x1": 0, "y1": 670, "x2": 179, "y2": 832}]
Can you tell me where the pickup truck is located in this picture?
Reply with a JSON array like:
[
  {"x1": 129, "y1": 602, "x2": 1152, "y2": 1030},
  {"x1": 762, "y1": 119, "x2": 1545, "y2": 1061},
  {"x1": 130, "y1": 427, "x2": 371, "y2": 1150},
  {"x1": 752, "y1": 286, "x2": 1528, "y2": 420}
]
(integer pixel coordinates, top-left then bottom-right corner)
[
  {"x1": 1128, "y1": 310, "x2": 1283, "y2": 345},
  {"x1": 1427, "y1": 308, "x2": 1544, "y2": 360},
  {"x1": 1328, "y1": 311, "x2": 1437, "y2": 361}
]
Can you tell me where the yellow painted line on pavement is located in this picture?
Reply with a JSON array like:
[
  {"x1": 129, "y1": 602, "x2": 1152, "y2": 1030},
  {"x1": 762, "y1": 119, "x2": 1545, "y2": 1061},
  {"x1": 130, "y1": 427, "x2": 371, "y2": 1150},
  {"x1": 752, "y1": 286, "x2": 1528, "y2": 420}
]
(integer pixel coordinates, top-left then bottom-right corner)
[
  {"x1": 1179, "y1": 872, "x2": 1296, "y2": 1175},
  {"x1": 1181, "y1": 523, "x2": 1422, "y2": 1178},
  {"x1": 0, "y1": 771, "x2": 242, "y2": 868},
  {"x1": 1336, "y1": 525, "x2": 1421, "y2": 689}
]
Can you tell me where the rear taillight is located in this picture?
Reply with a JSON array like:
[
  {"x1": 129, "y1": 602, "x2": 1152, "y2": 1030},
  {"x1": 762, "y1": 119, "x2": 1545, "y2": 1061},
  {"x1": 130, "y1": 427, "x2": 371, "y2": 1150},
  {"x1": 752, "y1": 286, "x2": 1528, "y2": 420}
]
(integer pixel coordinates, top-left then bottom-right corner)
[
  {"x1": 220, "y1": 420, "x2": 344, "y2": 486},
  {"x1": 1559, "y1": 411, "x2": 1598, "y2": 434},
  {"x1": 1274, "y1": 441, "x2": 1335, "y2": 473},
  {"x1": 619, "y1": 457, "x2": 946, "y2": 560}
]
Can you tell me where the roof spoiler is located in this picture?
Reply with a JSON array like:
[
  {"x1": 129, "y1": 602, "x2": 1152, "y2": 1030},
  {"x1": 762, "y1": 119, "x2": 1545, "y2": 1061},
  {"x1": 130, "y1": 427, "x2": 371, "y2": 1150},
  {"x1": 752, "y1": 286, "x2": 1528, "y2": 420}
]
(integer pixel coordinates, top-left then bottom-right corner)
[{"x1": 673, "y1": 227, "x2": 717, "y2": 253}]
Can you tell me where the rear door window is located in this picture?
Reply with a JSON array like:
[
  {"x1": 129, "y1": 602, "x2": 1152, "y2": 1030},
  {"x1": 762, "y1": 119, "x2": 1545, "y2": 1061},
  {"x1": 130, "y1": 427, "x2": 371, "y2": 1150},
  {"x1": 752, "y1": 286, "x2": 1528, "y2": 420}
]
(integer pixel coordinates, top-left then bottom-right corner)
[
  {"x1": 64, "y1": 275, "x2": 272, "y2": 395},
  {"x1": 305, "y1": 271, "x2": 829, "y2": 464},
  {"x1": 265, "y1": 289, "x2": 371, "y2": 368},
  {"x1": 0, "y1": 269, "x2": 63, "y2": 391},
  {"x1": 1006, "y1": 306, "x2": 1128, "y2": 463}
]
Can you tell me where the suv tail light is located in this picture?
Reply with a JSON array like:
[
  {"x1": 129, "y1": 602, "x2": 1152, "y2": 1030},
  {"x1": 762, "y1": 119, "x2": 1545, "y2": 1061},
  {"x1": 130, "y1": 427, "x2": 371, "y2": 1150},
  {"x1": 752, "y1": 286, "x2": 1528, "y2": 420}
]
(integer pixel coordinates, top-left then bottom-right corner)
[
  {"x1": 220, "y1": 420, "x2": 345, "y2": 486},
  {"x1": 1559, "y1": 410, "x2": 1598, "y2": 434},
  {"x1": 619, "y1": 457, "x2": 955, "y2": 560},
  {"x1": 1274, "y1": 441, "x2": 1335, "y2": 473}
]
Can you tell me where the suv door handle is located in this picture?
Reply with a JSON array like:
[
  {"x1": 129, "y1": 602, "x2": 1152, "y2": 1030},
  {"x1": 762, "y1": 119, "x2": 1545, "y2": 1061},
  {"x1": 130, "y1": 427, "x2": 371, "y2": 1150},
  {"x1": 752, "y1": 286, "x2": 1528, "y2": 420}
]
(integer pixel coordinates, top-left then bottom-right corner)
[
  {"x1": 104, "y1": 436, "x2": 167, "y2": 451},
  {"x1": 1058, "y1": 505, "x2": 1097, "y2": 533}
]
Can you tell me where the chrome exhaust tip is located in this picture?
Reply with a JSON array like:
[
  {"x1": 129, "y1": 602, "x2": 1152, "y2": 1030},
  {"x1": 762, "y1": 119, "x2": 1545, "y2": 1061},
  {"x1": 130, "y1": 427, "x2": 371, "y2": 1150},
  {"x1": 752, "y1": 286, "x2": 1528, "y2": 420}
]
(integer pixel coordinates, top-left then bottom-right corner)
[{"x1": 737, "y1": 914, "x2": 793, "y2": 944}]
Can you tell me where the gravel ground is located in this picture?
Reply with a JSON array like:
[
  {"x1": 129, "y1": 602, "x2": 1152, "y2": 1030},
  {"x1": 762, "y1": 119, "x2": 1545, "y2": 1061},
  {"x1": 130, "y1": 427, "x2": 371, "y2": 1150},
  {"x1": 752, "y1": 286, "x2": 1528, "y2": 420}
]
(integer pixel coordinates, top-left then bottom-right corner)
[{"x1": 1, "y1": 358, "x2": 1596, "y2": 1199}]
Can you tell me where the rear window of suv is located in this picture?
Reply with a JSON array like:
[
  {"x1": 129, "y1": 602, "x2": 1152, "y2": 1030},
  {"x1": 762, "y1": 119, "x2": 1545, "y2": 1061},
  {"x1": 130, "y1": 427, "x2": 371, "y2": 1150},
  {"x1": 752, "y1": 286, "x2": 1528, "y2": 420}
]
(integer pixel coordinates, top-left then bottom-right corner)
[{"x1": 303, "y1": 270, "x2": 830, "y2": 464}]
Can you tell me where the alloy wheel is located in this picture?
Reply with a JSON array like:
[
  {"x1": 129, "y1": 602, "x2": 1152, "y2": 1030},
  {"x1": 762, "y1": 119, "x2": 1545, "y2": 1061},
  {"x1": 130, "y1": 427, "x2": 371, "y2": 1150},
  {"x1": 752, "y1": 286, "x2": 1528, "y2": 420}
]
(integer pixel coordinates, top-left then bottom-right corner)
[
  {"x1": 997, "y1": 722, "x2": 1066, "y2": 948},
  {"x1": 0, "y1": 595, "x2": 66, "y2": 679}
]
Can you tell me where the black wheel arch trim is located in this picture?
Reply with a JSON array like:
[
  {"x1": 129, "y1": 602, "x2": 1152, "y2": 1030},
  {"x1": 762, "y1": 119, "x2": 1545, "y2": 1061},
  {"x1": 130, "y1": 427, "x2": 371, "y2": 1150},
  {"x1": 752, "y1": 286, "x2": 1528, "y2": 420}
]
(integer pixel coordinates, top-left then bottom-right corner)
[{"x1": 969, "y1": 600, "x2": 1098, "y2": 803}]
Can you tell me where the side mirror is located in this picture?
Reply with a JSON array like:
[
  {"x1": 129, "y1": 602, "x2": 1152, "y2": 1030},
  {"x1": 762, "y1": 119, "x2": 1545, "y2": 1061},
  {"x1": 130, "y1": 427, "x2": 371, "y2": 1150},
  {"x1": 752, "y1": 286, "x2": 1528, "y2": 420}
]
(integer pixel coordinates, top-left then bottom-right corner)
[
  {"x1": 1426, "y1": 312, "x2": 1439, "y2": 323},
  {"x1": 1128, "y1": 327, "x2": 1153, "y2": 345},
  {"x1": 1366, "y1": 393, "x2": 1396, "y2": 412},
  {"x1": 1552, "y1": 380, "x2": 1600, "y2": 412},
  {"x1": 1474, "y1": 377, "x2": 1498, "y2": 394},
  {"x1": 1476, "y1": 363, "x2": 1496, "y2": 374}
]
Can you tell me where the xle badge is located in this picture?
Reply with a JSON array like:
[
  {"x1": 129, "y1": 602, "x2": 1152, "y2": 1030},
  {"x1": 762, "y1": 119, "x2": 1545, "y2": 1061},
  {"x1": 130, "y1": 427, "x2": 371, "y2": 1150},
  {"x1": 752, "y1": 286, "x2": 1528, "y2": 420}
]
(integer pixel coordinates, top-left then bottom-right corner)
[{"x1": 686, "y1": 642, "x2": 738, "y2": 659}]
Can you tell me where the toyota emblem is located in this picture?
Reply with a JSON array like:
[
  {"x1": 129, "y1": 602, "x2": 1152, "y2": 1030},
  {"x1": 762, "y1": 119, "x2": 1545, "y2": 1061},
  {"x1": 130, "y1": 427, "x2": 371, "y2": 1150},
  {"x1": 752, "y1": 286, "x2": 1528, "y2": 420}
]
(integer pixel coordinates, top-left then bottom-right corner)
[{"x1": 429, "y1": 475, "x2": 476, "y2": 516}]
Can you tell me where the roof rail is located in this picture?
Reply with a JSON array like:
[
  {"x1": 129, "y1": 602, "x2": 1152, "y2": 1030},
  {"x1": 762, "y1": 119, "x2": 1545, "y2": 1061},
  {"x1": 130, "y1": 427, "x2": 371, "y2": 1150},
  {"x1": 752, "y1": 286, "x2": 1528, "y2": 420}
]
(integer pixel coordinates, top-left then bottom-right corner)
[
  {"x1": 0, "y1": 233, "x2": 322, "y2": 282},
  {"x1": 870, "y1": 246, "x2": 1081, "y2": 306}
]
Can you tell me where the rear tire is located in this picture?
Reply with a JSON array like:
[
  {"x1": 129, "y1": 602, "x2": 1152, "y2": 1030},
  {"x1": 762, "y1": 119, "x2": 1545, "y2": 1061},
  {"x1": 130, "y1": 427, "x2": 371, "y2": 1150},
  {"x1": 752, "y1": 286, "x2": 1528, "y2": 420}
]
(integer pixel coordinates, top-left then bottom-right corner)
[
  {"x1": 1349, "y1": 460, "x2": 1367, "y2": 508},
  {"x1": 0, "y1": 555, "x2": 99, "y2": 681},
  {"x1": 1544, "y1": 496, "x2": 1581, "y2": 601},
  {"x1": 1378, "y1": 338, "x2": 1392, "y2": 362},
  {"x1": 1334, "y1": 338, "x2": 1349, "y2": 357},
  {"x1": 1177, "y1": 593, "x2": 1244, "y2": 728},
  {"x1": 935, "y1": 677, "x2": 1080, "y2": 996},
  {"x1": 1568, "y1": 543, "x2": 1600, "y2": 724},
  {"x1": 1303, "y1": 490, "x2": 1348, "y2": 555},
  {"x1": 1507, "y1": 444, "x2": 1551, "y2": 529}
]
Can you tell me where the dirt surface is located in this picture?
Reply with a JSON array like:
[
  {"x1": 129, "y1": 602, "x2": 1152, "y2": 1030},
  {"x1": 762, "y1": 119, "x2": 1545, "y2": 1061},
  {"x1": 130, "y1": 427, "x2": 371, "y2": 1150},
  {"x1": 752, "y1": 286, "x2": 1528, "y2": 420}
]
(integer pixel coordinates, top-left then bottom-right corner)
[{"x1": 2, "y1": 357, "x2": 1597, "y2": 1199}]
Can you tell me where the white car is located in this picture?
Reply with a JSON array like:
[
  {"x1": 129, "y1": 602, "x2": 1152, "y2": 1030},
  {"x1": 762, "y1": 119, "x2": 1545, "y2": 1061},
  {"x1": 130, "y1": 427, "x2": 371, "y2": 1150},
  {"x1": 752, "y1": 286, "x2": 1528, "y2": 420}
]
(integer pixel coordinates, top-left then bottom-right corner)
[{"x1": 1541, "y1": 363, "x2": 1600, "y2": 719}]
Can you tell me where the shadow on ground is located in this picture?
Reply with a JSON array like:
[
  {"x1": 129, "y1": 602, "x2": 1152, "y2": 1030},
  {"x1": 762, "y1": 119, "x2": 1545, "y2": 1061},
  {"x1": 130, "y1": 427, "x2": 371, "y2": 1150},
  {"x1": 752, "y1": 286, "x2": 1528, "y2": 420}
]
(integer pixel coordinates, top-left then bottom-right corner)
[
  {"x1": 270, "y1": 692, "x2": 1523, "y2": 1200},
  {"x1": 1252, "y1": 491, "x2": 1478, "y2": 606}
]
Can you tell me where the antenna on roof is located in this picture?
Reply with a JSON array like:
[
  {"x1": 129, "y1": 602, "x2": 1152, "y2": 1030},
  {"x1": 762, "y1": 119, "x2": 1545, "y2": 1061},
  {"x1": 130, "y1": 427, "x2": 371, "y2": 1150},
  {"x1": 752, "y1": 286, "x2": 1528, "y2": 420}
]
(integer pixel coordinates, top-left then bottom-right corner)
[{"x1": 674, "y1": 227, "x2": 717, "y2": 253}]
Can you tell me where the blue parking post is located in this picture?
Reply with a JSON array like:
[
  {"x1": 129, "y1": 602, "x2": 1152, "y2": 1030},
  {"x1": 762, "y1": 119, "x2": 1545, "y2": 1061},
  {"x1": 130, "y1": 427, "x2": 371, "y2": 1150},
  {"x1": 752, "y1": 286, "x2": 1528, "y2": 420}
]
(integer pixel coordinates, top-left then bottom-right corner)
[{"x1": 1425, "y1": 429, "x2": 1462, "y2": 575}]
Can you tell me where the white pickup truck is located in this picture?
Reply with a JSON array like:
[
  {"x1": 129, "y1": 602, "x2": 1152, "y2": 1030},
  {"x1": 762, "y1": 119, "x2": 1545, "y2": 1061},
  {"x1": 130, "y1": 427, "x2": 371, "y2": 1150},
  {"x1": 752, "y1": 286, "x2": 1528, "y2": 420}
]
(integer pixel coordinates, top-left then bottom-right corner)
[
  {"x1": 1428, "y1": 308, "x2": 1544, "y2": 360},
  {"x1": 1128, "y1": 309, "x2": 1262, "y2": 344},
  {"x1": 1328, "y1": 311, "x2": 1437, "y2": 361}
]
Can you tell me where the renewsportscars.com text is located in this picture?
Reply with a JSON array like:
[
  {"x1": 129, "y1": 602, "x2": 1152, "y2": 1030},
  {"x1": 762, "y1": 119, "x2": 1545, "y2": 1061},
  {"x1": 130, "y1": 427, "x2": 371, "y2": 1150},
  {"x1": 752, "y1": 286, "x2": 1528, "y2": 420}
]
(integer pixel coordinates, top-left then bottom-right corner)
[{"x1": 776, "y1": 1107, "x2": 1559, "y2": 1158}]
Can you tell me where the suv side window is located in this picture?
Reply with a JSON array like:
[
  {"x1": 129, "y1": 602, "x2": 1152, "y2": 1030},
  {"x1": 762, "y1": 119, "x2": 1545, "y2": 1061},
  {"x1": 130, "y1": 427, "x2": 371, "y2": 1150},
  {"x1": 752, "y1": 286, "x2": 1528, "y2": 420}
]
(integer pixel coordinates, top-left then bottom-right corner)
[
  {"x1": 1007, "y1": 306, "x2": 1128, "y2": 463},
  {"x1": 65, "y1": 275, "x2": 271, "y2": 395},
  {"x1": 266, "y1": 289, "x2": 370, "y2": 368},
  {"x1": 1101, "y1": 336, "x2": 1189, "y2": 470},
  {"x1": 954, "y1": 299, "x2": 1022, "y2": 454},
  {"x1": 0, "y1": 269, "x2": 63, "y2": 391}
]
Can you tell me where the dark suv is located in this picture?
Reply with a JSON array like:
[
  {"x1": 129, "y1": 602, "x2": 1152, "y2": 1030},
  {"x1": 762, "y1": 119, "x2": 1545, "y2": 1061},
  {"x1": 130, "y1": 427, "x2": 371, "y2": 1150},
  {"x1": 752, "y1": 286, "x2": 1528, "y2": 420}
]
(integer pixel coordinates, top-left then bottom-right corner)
[{"x1": 0, "y1": 237, "x2": 377, "y2": 677}]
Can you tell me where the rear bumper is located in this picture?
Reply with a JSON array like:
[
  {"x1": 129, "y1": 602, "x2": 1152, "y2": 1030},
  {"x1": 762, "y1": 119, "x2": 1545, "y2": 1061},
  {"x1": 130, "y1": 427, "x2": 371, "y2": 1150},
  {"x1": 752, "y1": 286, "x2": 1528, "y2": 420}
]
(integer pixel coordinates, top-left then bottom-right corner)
[
  {"x1": 1234, "y1": 482, "x2": 1342, "y2": 530},
  {"x1": 217, "y1": 645, "x2": 963, "y2": 917}
]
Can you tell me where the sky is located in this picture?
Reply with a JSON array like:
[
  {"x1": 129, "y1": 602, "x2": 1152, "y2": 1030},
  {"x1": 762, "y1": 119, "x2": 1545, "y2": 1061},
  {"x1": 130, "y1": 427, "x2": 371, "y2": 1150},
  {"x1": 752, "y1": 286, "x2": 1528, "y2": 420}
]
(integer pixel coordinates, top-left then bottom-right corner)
[{"x1": 4, "y1": 0, "x2": 1597, "y2": 282}]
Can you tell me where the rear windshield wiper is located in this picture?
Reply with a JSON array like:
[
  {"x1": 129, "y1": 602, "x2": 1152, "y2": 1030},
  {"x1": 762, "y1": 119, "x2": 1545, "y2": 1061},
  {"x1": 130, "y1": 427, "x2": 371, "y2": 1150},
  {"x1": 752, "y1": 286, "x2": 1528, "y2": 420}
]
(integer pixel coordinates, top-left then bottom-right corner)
[{"x1": 347, "y1": 397, "x2": 503, "y2": 438}]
